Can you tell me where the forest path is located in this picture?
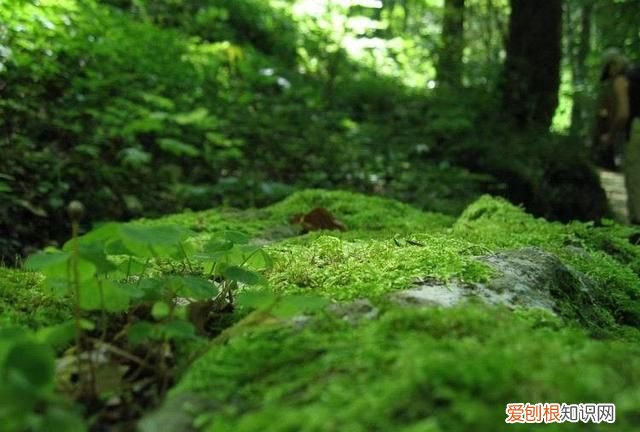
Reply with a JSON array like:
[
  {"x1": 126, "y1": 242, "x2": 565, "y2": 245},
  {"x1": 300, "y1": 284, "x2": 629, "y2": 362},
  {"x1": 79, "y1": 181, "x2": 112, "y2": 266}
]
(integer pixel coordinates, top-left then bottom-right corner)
[{"x1": 599, "y1": 169, "x2": 628, "y2": 223}]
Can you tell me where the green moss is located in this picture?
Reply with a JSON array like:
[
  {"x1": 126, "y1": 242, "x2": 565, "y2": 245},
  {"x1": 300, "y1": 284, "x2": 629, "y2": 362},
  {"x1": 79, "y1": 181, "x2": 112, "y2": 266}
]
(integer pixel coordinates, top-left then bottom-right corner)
[
  {"x1": 451, "y1": 195, "x2": 640, "y2": 337},
  {"x1": 147, "y1": 189, "x2": 454, "y2": 245},
  {"x1": 173, "y1": 304, "x2": 640, "y2": 432},
  {"x1": 139, "y1": 191, "x2": 640, "y2": 336},
  {"x1": 264, "y1": 189, "x2": 455, "y2": 233},
  {"x1": 141, "y1": 207, "x2": 272, "y2": 239},
  {"x1": 0, "y1": 267, "x2": 71, "y2": 329},
  {"x1": 266, "y1": 233, "x2": 493, "y2": 301}
]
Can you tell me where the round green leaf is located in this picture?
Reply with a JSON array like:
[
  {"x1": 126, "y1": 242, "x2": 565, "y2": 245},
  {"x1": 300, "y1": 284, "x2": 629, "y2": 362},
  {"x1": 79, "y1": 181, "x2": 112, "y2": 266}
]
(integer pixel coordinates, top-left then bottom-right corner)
[{"x1": 152, "y1": 301, "x2": 171, "y2": 320}]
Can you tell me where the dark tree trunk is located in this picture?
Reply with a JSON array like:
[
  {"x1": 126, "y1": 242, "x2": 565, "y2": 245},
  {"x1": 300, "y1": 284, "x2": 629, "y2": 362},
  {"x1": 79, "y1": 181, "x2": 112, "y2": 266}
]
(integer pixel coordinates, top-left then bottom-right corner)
[
  {"x1": 437, "y1": 0, "x2": 465, "y2": 88},
  {"x1": 501, "y1": 0, "x2": 563, "y2": 129}
]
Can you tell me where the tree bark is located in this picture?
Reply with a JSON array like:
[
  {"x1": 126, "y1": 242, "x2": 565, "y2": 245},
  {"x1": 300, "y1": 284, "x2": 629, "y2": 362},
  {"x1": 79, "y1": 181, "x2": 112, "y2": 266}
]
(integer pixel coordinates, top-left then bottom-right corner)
[
  {"x1": 437, "y1": 0, "x2": 465, "y2": 88},
  {"x1": 568, "y1": 1, "x2": 593, "y2": 137},
  {"x1": 501, "y1": 0, "x2": 563, "y2": 129}
]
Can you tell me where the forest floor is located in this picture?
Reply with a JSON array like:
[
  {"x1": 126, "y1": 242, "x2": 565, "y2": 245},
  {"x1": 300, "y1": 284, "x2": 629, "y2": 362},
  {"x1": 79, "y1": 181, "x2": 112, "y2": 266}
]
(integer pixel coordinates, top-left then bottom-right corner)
[{"x1": 599, "y1": 169, "x2": 628, "y2": 223}]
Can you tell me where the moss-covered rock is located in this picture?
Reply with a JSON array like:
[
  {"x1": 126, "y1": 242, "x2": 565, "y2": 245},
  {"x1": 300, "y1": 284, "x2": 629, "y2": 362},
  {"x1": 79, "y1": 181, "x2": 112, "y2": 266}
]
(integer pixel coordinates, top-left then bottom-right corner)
[
  {"x1": 140, "y1": 189, "x2": 640, "y2": 431},
  {"x1": 166, "y1": 305, "x2": 640, "y2": 432},
  {"x1": 7, "y1": 189, "x2": 640, "y2": 430}
]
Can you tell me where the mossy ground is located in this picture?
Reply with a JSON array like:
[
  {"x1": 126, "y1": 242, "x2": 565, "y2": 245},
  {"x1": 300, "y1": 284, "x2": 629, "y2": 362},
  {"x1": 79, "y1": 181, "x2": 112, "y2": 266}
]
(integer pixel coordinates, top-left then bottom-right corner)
[
  {"x1": 0, "y1": 267, "x2": 70, "y2": 329},
  {"x1": 174, "y1": 305, "x2": 640, "y2": 432},
  {"x1": 3, "y1": 189, "x2": 640, "y2": 430}
]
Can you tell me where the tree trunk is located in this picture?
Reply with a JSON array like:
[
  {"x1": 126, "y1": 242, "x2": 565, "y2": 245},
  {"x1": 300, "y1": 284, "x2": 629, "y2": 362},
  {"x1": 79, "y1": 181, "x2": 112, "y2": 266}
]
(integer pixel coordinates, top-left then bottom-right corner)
[
  {"x1": 568, "y1": 1, "x2": 593, "y2": 137},
  {"x1": 501, "y1": 0, "x2": 563, "y2": 129},
  {"x1": 437, "y1": 0, "x2": 465, "y2": 88}
]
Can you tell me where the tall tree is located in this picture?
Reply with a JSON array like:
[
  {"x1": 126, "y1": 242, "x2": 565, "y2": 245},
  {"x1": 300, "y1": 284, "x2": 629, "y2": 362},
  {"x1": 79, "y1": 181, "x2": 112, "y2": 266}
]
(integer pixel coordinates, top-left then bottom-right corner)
[
  {"x1": 501, "y1": 0, "x2": 562, "y2": 129},
  {"x1": 437, "y1": 0, "x2": 466, "y2": 88},
  {"x1": 566, "y1": 0, "x2": 593, "y2": 137}
]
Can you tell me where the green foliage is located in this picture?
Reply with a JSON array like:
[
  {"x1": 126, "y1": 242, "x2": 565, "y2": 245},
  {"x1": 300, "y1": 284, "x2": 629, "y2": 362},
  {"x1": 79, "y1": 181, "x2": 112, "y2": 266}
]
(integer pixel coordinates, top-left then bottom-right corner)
[{"x1": 0, "y1": 0, "x2": 513, "y2": 260}]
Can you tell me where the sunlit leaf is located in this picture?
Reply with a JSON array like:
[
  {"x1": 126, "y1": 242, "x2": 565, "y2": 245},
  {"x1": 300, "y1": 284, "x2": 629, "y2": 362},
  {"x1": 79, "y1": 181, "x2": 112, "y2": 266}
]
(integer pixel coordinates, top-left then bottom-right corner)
[
  {"x1": 158, "y1": 138, "x2": 200, "y2": 157},
  {"x1": 151, "y1": 301, "x2": 171, "y2": 320},
  {"x1": 173, "y1": 107, "x2": 209, "y2": 126}
]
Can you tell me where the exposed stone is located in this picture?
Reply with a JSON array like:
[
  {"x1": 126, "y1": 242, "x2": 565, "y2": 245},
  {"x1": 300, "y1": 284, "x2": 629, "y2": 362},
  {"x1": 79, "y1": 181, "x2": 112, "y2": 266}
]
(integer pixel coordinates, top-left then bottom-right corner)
[
  {"x1": 390, "y1": 247, "x2": 595, "y2": 314},
  {"x1": 326, "y1": 299, "x2": 379, "y2": 324}
]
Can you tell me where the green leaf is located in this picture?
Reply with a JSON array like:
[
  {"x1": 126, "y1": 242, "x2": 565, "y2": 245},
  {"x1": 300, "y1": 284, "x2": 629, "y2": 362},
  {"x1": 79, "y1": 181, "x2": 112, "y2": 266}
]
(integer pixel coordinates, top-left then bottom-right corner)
[
  {"x1": 33, "y1": 406, "x2": 87, "y2": 432},
  {"x1": 79, "y1": 280, "x2": 130, "y2": 312},
  {"x1": 158, "y1": 138, "x2": 200, "y2": 157},
  {"x1": 4, "y1": 341, "x2": 55, "y2": 390},
  {"x1": 24, "y1": 250, "x2": 70, "y2": 273},
  {"x1": 140, "y1": 93, "x2": 175, "y2": 110},
  {"x1": 272, "y1": 295, "x2": 330, "y2": 319},
  {"x1": 76, "y1": 241, "x2": 116, "y2": 275},
  {"x1": 173, "y1": 107, "x2": 209, "y2": 126},
  {"x1": 151, "y1": 301, "x2": 171, "y2": 320},
  {"x1": 158, "y1": 319, "x2": 198, "y2": 340},
  {"x1": 178, "y1": 276, "x2": 218, "y2": 300},
  {"x1": 128, "y1": 321, "x2": 155, "y2": 345},
  {"x1": 102, "y1": 281, "x2": 130, "y2": 312},
  {"x1": 243, "y1": 248, "x2": 273, "y2": 270},
  {"x1": 192, "y1": 239, "x2": 235, "y2": 262},
  {"x1": 80, "y1": 319, "x2": 96, "y2": 331},
  {"x1": 223, "y1": 266, "x2": 267, "y2": 286},
  {"x1": 44, "y1": 277, "x2": 71, "y2": 298},
  {"x1": 120, "y1": 224, "x2": 192, "y2": 257},
  {"x1": 74, "y1": 222, "x2": 121, "y2": 244},
  {"x1": 120, "y1": 147, "x2": 152, "y2": 167},
  {"x1": 203, "y1": 239, "x2": 234, "y2": 253},
  {"x1": 223, "y1": 230, "x2": 250, "y2": 244},
  {"x1": 236, "y1": 290, "x2": 276, "y2": 309},
  {"x1": 25, "y1": 250, "x2": 96, "y2": 282},
  {"x1": 137, "y1": 277, "x2": 167, "y2": 301},
  {"x1": 35, "y1": 322, "x2": 75, "y2": 348},
  {"x1": 116, "y1": 257, "x2": 147, "y2": 277}
]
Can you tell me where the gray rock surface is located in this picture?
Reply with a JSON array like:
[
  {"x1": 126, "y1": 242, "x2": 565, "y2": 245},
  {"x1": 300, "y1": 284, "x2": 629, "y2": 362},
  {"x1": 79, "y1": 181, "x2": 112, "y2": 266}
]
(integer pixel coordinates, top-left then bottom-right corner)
[{"x1": 391, "y1": 247, "x2": 594, "y2": 313}]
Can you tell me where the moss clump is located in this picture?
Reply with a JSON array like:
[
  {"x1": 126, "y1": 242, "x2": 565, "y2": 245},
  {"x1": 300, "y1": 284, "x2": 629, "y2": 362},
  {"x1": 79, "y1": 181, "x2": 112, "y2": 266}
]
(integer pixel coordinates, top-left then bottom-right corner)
[
  {"x1": 0, "y1": 267, "x2": 71, "y2": 329},
  {"x1": 149, "y1": 189, "x2": 454, "y2": 244},
  {"x1": 141, "y1": 207, "x2": 271, "y2": 239},
  {"x1": 141, "y1": 191, "x2": 640, "y2": 336},
  {"x1": 266, "y1": 234, "x2": 493, "y2": 301},
  {"x1": 172, "y1": 304, "x2": 640, "y2": 432},
  {"x1": 265, "y1": 189, "x2": 455, "y2": 233}
]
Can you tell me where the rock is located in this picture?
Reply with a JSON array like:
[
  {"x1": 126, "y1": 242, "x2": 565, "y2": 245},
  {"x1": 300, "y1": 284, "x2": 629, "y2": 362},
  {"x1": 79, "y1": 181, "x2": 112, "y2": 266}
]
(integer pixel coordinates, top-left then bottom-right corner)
[
  {"x1": 326, "y1": 299, "x2": 379, "y2": 324},
  {"x1": 390, "y1": 247, "x2": 595, "y2": 314}
]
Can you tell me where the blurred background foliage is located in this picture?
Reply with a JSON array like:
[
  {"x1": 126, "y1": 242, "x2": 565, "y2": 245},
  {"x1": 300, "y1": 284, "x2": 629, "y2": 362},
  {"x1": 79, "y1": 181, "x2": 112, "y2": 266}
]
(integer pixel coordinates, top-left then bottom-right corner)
[{"x1": 1, "y1": 0, "x2": 638, "y2": 260}]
